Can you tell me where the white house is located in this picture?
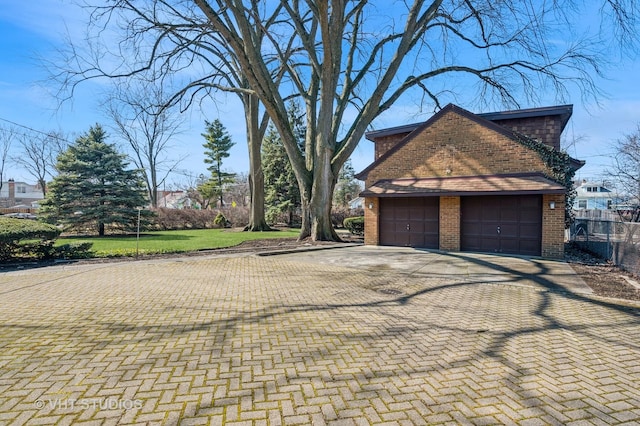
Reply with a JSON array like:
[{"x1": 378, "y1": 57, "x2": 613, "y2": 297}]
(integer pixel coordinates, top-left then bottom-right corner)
[
  {"x1": 0, "y1": 180, "x2": 44, "y2": 208},
  {"x1": 573, "y1": 180, "x2": 616, "y2": 210}
]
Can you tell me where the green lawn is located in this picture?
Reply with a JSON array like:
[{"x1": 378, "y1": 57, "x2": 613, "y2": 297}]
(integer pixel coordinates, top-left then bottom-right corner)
[{"x1": 58, "y1": 228, "x2": 300, "y2": 257}]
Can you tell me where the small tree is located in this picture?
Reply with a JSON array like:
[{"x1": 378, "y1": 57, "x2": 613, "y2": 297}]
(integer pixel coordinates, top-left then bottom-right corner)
[
  {"x1": 39, "y1": 125, "x2": 148, "y2": 236},
  {"x1": 333, "y1": 160, "x2": 363, "y2": 209},
  {"x1": 202, "y1": 119, "x2": 236, "y2": 207},
  {"x1": 195, "y1": 178, "x2": 219, "y2": 210}
]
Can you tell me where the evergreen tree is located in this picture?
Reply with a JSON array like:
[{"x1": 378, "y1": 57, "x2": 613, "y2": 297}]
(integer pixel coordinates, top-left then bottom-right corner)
[
  {"x1": 262, "y1": 125, "x2": 300, "y2": 225},
  {"x1": 39, "y1": 124, "x2": 148, "y2": 236},
  {"x1": 202, "y1": 119, "x2": 236, "y2": 207},
  {"x1": 333, "y1": 159, "x2": 363, "y2": 208},
  {"x1": 262, "y1": 101, "x2": 306, "y2": 225}
]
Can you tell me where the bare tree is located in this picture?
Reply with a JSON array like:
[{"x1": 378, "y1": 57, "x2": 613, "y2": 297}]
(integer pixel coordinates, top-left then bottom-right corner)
[
  {"x1": 12, "y1": 130, "x2": 62, "y2": 196},
  {"x1": 52, "y1": 0, "x2": 639, "y2": 240},
  {"x1": 0, "y1": 125, "x2": 15, "y2": 194},
  {"x1": 105, "y1": 79, "x2": 187, "y2": 208},
  {"x1": 607, "y1": 125, "x2": 640, "y2": 220}
]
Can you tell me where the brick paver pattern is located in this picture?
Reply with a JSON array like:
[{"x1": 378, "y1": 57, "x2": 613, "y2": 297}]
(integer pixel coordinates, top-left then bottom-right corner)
[{"x1": 1, "y1": 250, "x2": 639, "y2": 425}]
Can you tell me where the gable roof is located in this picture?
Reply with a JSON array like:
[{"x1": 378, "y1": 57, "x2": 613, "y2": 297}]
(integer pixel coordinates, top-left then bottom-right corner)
[{"x1": 356, "y1": 103, "x2": 583, "y2": 180}]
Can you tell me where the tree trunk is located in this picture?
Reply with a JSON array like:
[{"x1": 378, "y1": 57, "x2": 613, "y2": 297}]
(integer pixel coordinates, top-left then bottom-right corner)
[
  {"x1": 39, "y1": 178, "x2": 47, "y2": 197},
  {"x1": 298, "y1": 145, "x2": 340, "y2": 241},
  {"x1": 98, "y1": 222, "x2": 105, "y2": 237},
  {"x1": 243, "y1": 94, "x2": 271, "y2": 232},
  {"x1": 150, "y1": 167, "x2": 158, "y2": 208}
]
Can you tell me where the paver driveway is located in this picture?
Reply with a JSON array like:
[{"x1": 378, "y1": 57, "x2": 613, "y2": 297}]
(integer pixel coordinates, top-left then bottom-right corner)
[{"x1": 0, "y1": 246, "x2": 639, "y2": 425}]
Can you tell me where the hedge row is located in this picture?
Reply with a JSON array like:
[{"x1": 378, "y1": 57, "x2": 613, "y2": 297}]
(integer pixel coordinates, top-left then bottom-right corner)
[
  {"x1": 343, "y1": 216, "x2": 364, "y2": 235},
  {"x1": 0, "y1": 217, "x2": 92, "y2": 261}
]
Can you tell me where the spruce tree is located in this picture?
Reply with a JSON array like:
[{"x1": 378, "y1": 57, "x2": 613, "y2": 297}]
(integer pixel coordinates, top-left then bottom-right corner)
[
  {"x1": 201, "y1": 119, "x2": 236, "y2": 207},
  {"x1": 262, "y1": 124, "x2": 301, "y2": 225},
  {"x1": 39, "y1": 124, "x2": 148, "y2": 236}
]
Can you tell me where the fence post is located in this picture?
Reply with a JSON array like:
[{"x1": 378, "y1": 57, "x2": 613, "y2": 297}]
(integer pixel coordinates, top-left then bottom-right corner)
[{"x1": 606, "y1": 220, "x2": 611, "y2": 260}]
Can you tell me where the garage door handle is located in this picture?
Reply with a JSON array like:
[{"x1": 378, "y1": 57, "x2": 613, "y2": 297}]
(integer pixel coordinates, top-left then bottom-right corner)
[
  {"x1": 497, "y1": 226, "x2": 501, "y2": 234},
  {"x1": 406, "y1": 224, "x2": 410, "y2": 231}
]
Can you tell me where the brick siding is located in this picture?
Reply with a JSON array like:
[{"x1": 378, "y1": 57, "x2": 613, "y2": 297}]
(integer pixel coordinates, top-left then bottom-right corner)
[
  {"x1": 373, "y1": 133, "x2": 411, "y2": 160},
  {"x1": 541, "y1": 194, "x2": 566, "y2": 258},
  {"x1": 439, "y1": 196, "x2": 461, "y2": 251},
  {"x1": 365, "y1": 110, "x2": 551, "y2": 187},
  {"x1": 363, "y1": 197, "x2": 379, "y2": 245}
]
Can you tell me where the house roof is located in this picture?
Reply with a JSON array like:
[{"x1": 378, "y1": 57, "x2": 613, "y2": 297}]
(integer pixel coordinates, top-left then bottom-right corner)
[
  {"x1": 478, "y1": 104, "x2": 573, "y2": 129},
  {"x1": 356, "y1": 103, "x2": 584, "y2": 180},
  {"x1": 364, "y1": 104, "x2": 574, "y2": 141},
  {"x1": 360, "y1": 173, "x2": 566, "y2": 198}
]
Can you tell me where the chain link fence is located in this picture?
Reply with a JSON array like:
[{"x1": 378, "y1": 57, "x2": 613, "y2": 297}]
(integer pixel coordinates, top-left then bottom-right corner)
[{"x1": 570, "y1": 218, "x2": 640, "y2": 275}]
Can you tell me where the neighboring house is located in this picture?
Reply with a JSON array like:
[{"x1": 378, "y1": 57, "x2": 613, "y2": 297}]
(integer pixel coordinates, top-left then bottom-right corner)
[
  {"x1": 0, "y1": 179, "x2": 45, "y2": 208},
  {"x1": 356, "y1": 104, "x2": 584, "y2": 259},
  {"x1": 157, "y1": 191, "x2": 201, "y2": 209},
  {"x1": 348, "y1": 197, "x2": 364, "y2": 210},
  {"x1": 573, "y1": 180, "x2": 615, "y2": 210}
]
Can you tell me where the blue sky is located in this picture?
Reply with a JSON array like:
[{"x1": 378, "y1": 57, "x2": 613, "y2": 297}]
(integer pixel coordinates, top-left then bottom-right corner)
[{"x1": 1, "y1": 1, "x2": 639, "y2": 187}]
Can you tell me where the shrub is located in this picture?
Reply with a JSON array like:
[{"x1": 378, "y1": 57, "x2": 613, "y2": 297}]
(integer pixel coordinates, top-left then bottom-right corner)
[
  {"x1": 220, "y1": 205, "x2": 249, "y2": 228},
  {"x1": 214, "y1": 212, "x2": 230, "y2": 228},
  {"x1": 331, "y1": 206, "x2": 351, "y2": 228},
  {"x1": 0, "y1": 218, "x2": 62, "y2": 261},
  {"x1": 149, "y1": 208, "x2": 218, "y2": 230},
  {"x1": 343, "y1": 216, "x2": 364, "y2": 235},
  {"x1": 54, "y1": 242, "x2": 94, "y2": 259}
]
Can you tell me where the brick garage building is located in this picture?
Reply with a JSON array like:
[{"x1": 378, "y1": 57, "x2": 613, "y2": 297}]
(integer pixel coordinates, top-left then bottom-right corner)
[{"x1": 356, "y1": 104, "x2": 584, "y2": 259}]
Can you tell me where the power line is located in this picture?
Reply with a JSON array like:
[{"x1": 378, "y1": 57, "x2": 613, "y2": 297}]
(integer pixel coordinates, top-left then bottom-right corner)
[{"x1": 0, "y1": 116, "x2": 73, "y2": 145}]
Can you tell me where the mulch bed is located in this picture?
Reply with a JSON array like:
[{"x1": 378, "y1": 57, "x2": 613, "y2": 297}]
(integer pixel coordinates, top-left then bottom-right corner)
[{"x1": 565, "y1": 243, "x2": 640, "y2": 302}]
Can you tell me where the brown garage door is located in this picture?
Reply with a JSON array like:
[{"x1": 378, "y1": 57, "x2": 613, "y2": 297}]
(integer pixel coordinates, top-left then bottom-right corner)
[
  {"x1": 379, "y1": 197, "x2": 439, "y2": 248},
  {"x1": 461, "y1": 195, "x2": 542, "y2": 256}
]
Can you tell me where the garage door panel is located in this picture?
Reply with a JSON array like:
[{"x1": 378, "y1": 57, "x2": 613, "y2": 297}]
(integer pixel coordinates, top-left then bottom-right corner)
[
  {"x1": 480, "y1": 236, "x2": 500, "y2": 252},
  {"x1": 500, "y1": 209, "x2": 519, "y2": 222},
  {"x1": 379, "y1": 197, "x2": 440, "y2": 249},
  {"x1": 499, "y1": 224, "x2": 518, "y2": 237},
  {"x1": 408, "y1": 221, "x2": 425, "y2": 233},
  {"x1": 518, "y1": 240, "x2": 541, "y2": 256},
  {"x1": 520, "y1": 210, "x2": 541, "y2": 223},
  {"x1": 461, "y1": 195, "x2": 542, "y2": 256},
  {"x1": 520, "y1": 224, "x2": 540, "y2": 237}
]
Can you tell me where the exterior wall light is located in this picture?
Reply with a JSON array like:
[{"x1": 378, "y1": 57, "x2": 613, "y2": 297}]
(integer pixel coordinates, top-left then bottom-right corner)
[
  {"x1": 549, "y1": 201, "x2": 556, "y2": 209},
  {"x1": 368, "y1": 202, "x2": 374, "y2": 209}
]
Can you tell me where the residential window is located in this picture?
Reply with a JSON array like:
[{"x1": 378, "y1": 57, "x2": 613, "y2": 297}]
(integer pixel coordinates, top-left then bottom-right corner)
[
  {"x1": 578, "y1": 200, "x2": 587, "y2": 209},
  {"x1": 17, "y1": 186, "x2": 26, "y2": 194}
]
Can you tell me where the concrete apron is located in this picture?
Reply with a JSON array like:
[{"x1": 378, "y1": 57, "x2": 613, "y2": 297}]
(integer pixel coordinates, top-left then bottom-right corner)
[{"x1": 274, "y1": 245, "x2": 593, "y2": 295}]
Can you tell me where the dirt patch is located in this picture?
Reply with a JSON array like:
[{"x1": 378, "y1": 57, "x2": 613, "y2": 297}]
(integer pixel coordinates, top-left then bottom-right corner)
[{"x1": 565, "y1": 244, "x2": 640, "y2": 302}]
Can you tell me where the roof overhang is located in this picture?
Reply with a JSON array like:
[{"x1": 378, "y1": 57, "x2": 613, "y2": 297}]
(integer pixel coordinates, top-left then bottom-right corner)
[{"x1": 360, "y1": 173, "x2": 566, "y2": 198}]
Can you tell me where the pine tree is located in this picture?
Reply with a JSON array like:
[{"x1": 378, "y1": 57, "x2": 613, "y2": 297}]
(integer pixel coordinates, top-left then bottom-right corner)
[
  {"x1": 262, "y1": 124, "x2": 301, "y2": 225},
  {"x1": 262, "y1": 101, "x2": 306, "y2": 225},
  {"x1": 201, "y1": 119, "x2": 236, "y2": 207},
  {"x1": 39, "y1": 124, "x2": 148, "y2": 236}
]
